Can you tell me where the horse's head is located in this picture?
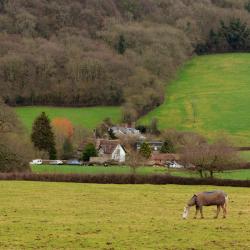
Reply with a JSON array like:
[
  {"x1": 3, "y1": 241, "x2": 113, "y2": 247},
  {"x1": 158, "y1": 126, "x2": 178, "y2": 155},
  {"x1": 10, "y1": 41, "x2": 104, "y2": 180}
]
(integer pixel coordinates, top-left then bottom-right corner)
[{"x1": 182, "y1": 206, "x2": 190, "y2": 219}]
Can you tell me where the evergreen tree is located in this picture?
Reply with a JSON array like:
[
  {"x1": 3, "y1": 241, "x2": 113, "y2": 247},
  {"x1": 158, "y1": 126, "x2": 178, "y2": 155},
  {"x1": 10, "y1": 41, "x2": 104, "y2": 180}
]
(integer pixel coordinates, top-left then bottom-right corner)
[
  {"x1": 116, "y1": 34, "x2": 127, "y2": 55},
  {"x1": 160, "y1": 139, "x2": 175, "y2": 153},
  {"x1": 82, "y1": 143, "x2": 97, "y2": 162},
  {"x1": 31, "y1": 112, "x2": 57, "y2": 159},
  {"x1": 139, "y1": 142, "x2": 152, "y2": 159},
  {"x1": 62, "y1": 138, "x2": 74, "y2": 160}
]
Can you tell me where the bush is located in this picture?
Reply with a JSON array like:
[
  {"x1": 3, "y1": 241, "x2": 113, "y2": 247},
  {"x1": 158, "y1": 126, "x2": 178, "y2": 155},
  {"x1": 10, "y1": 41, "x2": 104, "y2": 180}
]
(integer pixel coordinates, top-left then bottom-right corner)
[
  {"x1": 82, "y1": 143, "x2": 98, "y2": 161},
  {"x1": 0, "y1": 173, "x2": 249, "y2": 187}
]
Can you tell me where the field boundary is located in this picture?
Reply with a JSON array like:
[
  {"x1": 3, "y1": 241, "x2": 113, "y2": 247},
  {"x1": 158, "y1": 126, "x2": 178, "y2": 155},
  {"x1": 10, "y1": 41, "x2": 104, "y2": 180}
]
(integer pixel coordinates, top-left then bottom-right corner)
[{"x1": 0, "y1": 173, "x2": 250, "y2": 187}]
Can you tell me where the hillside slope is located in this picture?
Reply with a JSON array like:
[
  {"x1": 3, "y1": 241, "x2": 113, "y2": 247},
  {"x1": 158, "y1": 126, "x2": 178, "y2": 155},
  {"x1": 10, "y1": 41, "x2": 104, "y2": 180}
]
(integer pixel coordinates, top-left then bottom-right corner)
[
  {"x1": 141, "y1": 53, "x2": 250, "y2": 145},
  {"x1": 15, "y1": 106, "x2": 121, "y2": 131}
]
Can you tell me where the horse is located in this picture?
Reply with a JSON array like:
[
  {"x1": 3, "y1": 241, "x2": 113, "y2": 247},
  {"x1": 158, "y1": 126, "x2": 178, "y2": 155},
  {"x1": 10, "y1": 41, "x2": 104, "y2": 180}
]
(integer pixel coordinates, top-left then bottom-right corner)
[{"x1": 182, "y1": 191, "x2": 228, "y2": 219}]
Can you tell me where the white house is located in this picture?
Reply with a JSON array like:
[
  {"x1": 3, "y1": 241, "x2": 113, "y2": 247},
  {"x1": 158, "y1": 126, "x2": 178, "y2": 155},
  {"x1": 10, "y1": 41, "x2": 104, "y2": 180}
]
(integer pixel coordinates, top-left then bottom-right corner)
[
  {"x1": 111, "y1": 144, "x2": 126, "y2": 163},
  {"x1": 91, "y1": 139, "x2": 126, "y2": 163}
]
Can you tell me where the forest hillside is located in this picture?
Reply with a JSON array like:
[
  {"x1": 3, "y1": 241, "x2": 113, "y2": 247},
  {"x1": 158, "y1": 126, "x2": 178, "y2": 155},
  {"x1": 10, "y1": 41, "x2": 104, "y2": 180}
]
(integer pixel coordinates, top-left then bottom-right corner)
[{"x1": 1, "y1": 0, "x2": 250, "y2": 120}]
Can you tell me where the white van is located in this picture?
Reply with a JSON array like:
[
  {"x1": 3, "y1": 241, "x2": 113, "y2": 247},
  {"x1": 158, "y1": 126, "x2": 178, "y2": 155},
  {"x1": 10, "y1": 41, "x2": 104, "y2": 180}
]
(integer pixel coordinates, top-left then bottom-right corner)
[{"x1": 30, "y1": 159, "x2": 43, "y2": 165}]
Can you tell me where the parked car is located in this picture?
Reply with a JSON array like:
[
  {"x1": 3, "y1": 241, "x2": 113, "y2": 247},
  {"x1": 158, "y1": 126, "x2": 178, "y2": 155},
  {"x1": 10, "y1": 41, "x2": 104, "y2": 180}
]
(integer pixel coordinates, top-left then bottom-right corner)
[
  {"x1": 66, "y1": 159, "x2": 82, "y2": 165},
  {"x1": 49, "y1": 160, "x2": 63, "y2": 165},
  {"x1": 165, "y1": 161, "x2": 183, "y2": 169},
  {"x1": 29, "y1": 159, "x2": 43, "y2": 165}
]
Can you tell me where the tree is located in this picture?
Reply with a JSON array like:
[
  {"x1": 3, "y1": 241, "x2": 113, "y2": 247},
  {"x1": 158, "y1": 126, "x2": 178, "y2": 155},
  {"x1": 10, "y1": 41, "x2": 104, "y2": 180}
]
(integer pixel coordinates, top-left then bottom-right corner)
[
  {"x1": 0, "y1": 101, "x2": 32, "y2": 172},
  {"x1": 62, "y1": 138, "x2": 74, "y2": 160},
  {"x1": 139, "y1": 142, "x2": 151, "y2": 159},
  {"x1": 149, "y1": 118, "x2": 160, "y2": 135},
  {"x1": 181, "y1": 138, "x2": 239, "y2": 178},
  {"x1": 116, "y1": 34, "x2": 127, "y2": 55},
  {"x1": 245, "y1": 1, "x2": 250, "y2": 12},
  {"x1": 220, "y1": 19, "x2": 250, "y2": 50},
  {"x1": 160, "y1": 139, "x2": 175, "y2": 153},
  {"x1": 52, "y1": 118, "x2": 74, "y2": 139},
  {"x1": 126, "y1": 149, "x2": 146, "y2": 174},
  {"x1": 31, "y1": 112, "x2": 57, "y2": 160},
  {"x1": 82, "y1": 143, "x2": 97, "y2": 162}
]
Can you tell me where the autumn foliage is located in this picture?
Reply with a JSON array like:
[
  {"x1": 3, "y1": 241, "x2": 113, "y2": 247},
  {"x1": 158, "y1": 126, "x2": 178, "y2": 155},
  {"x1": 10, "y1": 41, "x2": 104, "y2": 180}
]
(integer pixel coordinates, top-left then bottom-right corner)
[{"x1": 52, "y1": 118, "x2": 74, "y2": 139}]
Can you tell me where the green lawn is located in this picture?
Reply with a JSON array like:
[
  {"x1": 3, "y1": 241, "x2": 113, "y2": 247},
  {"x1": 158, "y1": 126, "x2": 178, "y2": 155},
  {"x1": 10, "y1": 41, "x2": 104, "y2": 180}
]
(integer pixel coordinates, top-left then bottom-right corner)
[
  {"x1": 0, "y1": 181, "x2": 249, "y2": 249},
  {"x1": 15, "y1": 106, "x2": 121, "y2": 131},
  {"x1": 140, "y1": 53, "x2": 250, "y2": 145},
  {"x1": 32, "y1": 165, "x2": 250, "y2": 180},
  {"x1": 170, "y1": 169, "x2": 250, "y2": 180},
  {"x1": 31, "y1": 165, "x2": 167, "y2": 175}
]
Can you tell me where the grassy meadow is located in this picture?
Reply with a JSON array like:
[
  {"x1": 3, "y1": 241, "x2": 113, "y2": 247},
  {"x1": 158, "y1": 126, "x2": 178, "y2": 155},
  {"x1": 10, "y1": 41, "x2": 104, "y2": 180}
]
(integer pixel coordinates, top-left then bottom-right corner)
[
  {"x1": 31, "y1": 165, "x2": 167, "y2": 175},
  {"x1": 15, "y1": 106, "x2": 122, "y2": 131},
  {"x1": 0, "y1": 181, "x2": 249, "y2": 249},
  {"x1": 32, "y1": 165, "x2": 250, "y2": 180},
  {"x1": 141, "y1": 53, "x2": 250, "y2": 145}
]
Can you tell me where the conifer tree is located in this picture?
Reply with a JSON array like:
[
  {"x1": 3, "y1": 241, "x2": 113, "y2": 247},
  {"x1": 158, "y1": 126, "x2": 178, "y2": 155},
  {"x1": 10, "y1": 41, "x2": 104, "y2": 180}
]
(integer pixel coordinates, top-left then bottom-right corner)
[
  {"x1": 139, "y1": 142, "x2": 152, "y2": 159},
  {"x1": 31, "y1": 112, "x2": 57, "y2": 159},
  {"x1": 117, "y1": 34, "x2": 127, "y2": 55},
  {"x1": 82, "y1": 143, "x2": 97, "y2": 162}
]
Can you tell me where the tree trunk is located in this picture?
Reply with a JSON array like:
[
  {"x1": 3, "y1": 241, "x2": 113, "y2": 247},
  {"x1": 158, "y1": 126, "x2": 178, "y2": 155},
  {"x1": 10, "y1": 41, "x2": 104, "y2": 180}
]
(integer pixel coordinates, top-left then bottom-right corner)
[
  {"x1": 210, "y1": 170, "x2": 214, "y2": 178},
  {"x1": 199, "y1": 169, "x2": 203, "y2": 178}
]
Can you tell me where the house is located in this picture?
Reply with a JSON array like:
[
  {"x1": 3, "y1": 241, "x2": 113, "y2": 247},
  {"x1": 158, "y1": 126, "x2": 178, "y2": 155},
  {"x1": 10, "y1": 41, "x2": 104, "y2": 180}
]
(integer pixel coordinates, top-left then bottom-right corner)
[
  {"x1": 150, "y1": 152, "x2": 180, "y2": 166},
  {"x1": 136, "y1": 141, "x2": 164, "y2": 152},
  {"x1": 90, "y1": 139, "x2": 126, "y2": 163},
  {"x1": 109, "y1": 126, "x2": 145, "y2": 139}
]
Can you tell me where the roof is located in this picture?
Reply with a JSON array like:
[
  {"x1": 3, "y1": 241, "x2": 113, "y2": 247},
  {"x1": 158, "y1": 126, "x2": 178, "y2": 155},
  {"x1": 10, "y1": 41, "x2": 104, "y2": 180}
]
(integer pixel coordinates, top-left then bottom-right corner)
[
  {"x1": 98, "y1": 139, "x2": 120, "y2": 154},
  {"x1": 151, "y1": 153, "x2": 180, "y2": 161}
]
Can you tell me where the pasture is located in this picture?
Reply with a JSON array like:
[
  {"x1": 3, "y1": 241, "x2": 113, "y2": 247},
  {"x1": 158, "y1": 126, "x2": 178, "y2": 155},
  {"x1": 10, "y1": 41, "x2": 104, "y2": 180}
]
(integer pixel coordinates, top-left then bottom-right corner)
[
  {"x1": 140, "y1": 53, "x2": 250, "y2": 145},
  {"x1": 31, "y1": 165, "x2": 167, "y2": 175},
  {"x1": 0, "y1": 181, "x2": 249, "y2": 249},
  {"x1": 15, "y1": 106, "x2": 121, "y2": 131},
  {"x1": 32, "y1": 165, "x2": 250, "y2": 180}
]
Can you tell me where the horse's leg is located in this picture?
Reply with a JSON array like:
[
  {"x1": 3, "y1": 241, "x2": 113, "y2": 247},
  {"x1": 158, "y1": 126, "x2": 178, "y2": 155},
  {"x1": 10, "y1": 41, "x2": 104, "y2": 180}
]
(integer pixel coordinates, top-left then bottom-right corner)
[
  {"x1": 214, "y1": 205, "x2": 220, "y2": 219},
  {"x1": 222, "y1": 204, "x2": 226, "y2": 218},
  {"x1": 200, "y1": 207, "x2": 204, "y2": 219},
  {"x1": 194, "y1": 206, "x2": 199, "y2": 219}
]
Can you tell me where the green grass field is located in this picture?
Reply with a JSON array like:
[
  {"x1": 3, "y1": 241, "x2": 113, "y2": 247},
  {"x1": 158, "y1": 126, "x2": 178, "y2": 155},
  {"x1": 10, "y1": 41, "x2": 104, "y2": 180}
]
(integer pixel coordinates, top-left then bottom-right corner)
[
  {"x1": 31, "y1": 165, "x2": 167, "y2": 175},
  {"x1": 170, "y1": 169, "x2": 250, "y2": 180},
  {"x1": 141, "y1": 53, "x2": 250, "y2": 145},
  {"x1": 32, "y1": 165, "x2": 250, "y2": 180},
  {"x1": 0, "y1": 181, "x2": 249, "y2": 249},
  {"x1": 15, "y1": 106, "x2": 121, "y2": 131}
]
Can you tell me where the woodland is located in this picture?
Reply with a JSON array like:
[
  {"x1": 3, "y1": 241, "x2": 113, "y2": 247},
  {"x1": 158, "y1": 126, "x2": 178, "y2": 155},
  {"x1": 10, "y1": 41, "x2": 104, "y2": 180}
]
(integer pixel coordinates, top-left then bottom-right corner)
[{"x1": 1, "y1": 0, "x2": 250, "y2": 120}]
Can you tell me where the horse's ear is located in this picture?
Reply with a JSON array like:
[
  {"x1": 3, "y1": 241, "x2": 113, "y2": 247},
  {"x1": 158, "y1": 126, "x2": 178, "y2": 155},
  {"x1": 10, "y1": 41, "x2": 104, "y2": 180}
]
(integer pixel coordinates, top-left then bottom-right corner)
[{"x1": 193, "y1": 194, "x2": 197, "y2": 197}]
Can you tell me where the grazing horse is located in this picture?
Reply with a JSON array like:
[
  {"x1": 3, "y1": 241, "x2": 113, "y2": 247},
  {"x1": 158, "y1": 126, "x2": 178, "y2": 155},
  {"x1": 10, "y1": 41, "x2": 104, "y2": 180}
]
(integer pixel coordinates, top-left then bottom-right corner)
[{"x1": 182, "y1": 191, "x2": 228, "y2": 219}]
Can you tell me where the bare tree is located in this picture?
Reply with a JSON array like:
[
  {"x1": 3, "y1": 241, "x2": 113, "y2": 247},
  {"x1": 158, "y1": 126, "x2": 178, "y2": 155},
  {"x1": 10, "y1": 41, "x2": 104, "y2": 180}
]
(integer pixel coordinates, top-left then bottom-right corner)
[{"x1": 181, "y1": 138, "x2": 239, "y2": 178}]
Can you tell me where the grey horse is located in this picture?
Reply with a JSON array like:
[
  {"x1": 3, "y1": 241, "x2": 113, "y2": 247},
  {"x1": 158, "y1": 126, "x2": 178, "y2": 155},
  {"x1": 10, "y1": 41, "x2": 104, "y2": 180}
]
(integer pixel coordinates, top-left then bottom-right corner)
[{"x1": 182, "y1": 191, "x2": 228, "y2": 219}]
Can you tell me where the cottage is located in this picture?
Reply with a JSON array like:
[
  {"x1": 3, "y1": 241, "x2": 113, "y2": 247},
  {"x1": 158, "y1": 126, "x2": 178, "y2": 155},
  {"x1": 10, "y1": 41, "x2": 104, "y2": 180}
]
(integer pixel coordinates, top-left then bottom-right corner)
[{"x1": 91, "y1": 139, "x2": 126, "y2": 163}]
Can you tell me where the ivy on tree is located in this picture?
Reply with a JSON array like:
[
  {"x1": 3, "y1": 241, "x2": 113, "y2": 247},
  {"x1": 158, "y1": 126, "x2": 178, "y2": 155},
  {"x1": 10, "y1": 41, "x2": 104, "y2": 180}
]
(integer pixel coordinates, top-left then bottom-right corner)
[{"x1": 31, "y1": 112, "x2": 57, "y2": 159}]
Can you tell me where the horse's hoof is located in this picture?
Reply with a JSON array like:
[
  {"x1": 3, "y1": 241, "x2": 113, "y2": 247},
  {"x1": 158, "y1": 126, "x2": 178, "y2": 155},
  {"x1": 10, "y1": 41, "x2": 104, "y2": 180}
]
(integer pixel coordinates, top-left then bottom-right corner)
[
  {"x1": 193, "y1": 217, "x2": 197, "y2": 219},
  {"x1": 201, "y1": 217, "x2": 204, "y2": 219},
  {"x1": 214, "y1": 217, "x2": 218, "y2": 219}
]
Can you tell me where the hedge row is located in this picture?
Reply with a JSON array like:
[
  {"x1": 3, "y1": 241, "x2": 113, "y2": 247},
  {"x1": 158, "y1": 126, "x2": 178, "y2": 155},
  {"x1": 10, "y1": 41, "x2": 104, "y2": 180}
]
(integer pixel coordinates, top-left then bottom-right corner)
[{"x1": 0, "y1": 173, "x2": 250, "y2": 187}]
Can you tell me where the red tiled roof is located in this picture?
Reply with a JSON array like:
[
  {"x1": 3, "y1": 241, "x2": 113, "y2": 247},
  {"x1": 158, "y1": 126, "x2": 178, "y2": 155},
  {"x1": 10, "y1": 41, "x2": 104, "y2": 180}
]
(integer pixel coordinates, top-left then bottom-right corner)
[
  {"x1": 150, "y1": 153, "x2": 180, "y2": 161},
  {"x1": 98, "y1": 140, "x2": 119, "y2": 154}
]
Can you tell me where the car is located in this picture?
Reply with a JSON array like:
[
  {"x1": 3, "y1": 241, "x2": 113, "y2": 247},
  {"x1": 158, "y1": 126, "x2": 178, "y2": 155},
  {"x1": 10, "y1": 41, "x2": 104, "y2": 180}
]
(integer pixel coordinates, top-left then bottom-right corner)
[
  {"x1": 49, "y1": 160, "x2": 63, "y2": 165},
  {"x1": 165, "y1": 161, "x2": 183, "y2": 169},
  {"x1": 29, "y1": 159, "x2": 43, "y2": 165},
  {"x1": 66, "y1": 159, "x2": 82, "y2": 165}
]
